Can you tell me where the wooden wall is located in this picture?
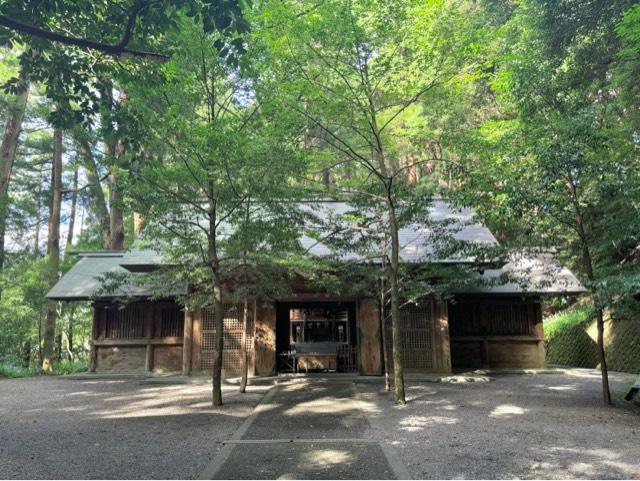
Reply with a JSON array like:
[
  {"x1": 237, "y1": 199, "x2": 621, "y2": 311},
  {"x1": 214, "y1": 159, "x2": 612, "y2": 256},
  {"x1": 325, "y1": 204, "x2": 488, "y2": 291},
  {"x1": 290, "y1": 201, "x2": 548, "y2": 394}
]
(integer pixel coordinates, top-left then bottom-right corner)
[
  {"x1": 383, "y1": 297, "x2": 452, "y2": 374},
  {"x1": 254, "y1": 303, "x2": 276, "y2": 376},
  {"x1": 448, "y1": 296, "x2": 545, "y2": 369},
  {"x1": 190, "y1": 303, "x2": 257, "y2": 376},
  {"x1": 91, "y1": 301, "x2": 184, "y2": 373},
  {"x1": 357, "y1": 298, "x2": 382, "y2": 375}
]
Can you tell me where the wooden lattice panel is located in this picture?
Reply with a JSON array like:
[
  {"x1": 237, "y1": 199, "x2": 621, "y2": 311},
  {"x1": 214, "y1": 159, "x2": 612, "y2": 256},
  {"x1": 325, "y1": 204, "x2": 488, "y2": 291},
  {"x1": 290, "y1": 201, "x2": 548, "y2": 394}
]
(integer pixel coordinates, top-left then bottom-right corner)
[
  {"x1": 385, "y1": 303, "x2": 434, "y2": 370},
  {"x1": 200, "y1": 303, "x2": 255, "y2": 373},
  {"x1": 104, "y1": 305, "x2": 145, "y2": 339},
  {"x1": 449, "y1": 300, "x2": 535, "y2": 337}
]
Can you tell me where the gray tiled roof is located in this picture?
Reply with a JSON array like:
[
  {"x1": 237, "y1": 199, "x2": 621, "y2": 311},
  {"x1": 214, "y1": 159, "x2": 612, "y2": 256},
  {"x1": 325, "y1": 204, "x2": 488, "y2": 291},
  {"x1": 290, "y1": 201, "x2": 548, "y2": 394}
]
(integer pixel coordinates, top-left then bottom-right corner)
[
  {"x1": 46, "y1": 253, "x2": 187, "y2": 300},
  {"x1": 456, "y1": 252, "x2": 585, "y2": 295},
  {"x1": 46, "y1": 201, "x2": 584, "y2": 299},
  {"x1": 298, "y1": 200, "x2": 498, "y2": 262}
]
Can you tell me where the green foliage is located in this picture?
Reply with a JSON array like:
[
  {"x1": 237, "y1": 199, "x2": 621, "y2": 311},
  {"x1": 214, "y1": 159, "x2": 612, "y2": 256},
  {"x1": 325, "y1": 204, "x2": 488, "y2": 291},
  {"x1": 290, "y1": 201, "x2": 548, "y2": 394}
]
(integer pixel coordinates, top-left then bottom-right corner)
[
  {"x1": 544, "y1": 305, "x2": 593, "y2": 339},
  {"x1": 0, "y1": 363, "x2": 39, "y2": 378}
]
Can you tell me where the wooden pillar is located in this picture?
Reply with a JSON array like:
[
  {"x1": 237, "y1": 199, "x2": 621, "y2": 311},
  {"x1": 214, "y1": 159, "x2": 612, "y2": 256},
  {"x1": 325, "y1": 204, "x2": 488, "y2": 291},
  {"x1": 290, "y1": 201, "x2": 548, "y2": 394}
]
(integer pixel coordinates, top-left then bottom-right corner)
[
  {"x1": 532, "y1": 300, "x2": 546, "y2": 367},
  {"x1": 144, "y1": 306, "x2": 154, "y2": 374},
  {"x1": 357, "y1": 298, "x2": 382, "y2": 375},
  {"x1": 145, "y1": 344, "x2": 154, "y2": 373},
  {"x1": 192, "y1": 309, "x2": 201, "y2": 372},
  {"x1": 433, "y1": 298, "x2": 452, "y2": 373},
  {"x1": 89, "y1": 304, "x2": 99, "y2": 372},
  {"x1": 254, "y1": 302, "x2": 276, "y2": 376},
  {"x1": 182, "y1": 309, "x2": 193, "y2": 376}
]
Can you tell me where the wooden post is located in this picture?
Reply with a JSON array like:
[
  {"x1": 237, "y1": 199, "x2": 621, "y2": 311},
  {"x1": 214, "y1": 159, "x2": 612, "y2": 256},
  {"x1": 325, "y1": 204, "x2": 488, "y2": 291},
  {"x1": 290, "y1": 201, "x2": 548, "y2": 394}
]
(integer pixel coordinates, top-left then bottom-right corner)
[
  {"x1": 182, "y1": 309, "x2": 193, "y2": 376},
  {"x1": 357, "y1": 298, "x2": 382, "y2": 376},
  {"x1": 254, "y1": 302, "x2": 276, "y2": 376},
  {"x1": 145, "y1": 344, "x2": 154, "y2": 373},
  {"x1": 89, "y1": 304, "x2": 98, "y2": 372},
  {"x1": 144, "y1": 307, "x2": 154, "y2": 374},
  {"x1": 433, "y1": 298, "x2": 452, "y2": 373}
]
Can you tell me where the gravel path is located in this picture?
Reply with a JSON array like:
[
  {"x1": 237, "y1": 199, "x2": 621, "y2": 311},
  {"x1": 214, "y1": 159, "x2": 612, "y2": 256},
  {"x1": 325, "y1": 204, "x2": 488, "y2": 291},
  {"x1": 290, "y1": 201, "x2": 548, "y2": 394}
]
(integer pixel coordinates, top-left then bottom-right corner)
[
  {"x1": 205, "y1": 381, "x2": 398, "y2": 479},
  {"x1": 359, "y1": 370, "x2": 640, "y2": 479},
  {"x1": 2, "y1": 371, "x2": 638, "y2": 479},
  {"x1": 0, "y1": 377, "x2": 270, "y2": 479}
]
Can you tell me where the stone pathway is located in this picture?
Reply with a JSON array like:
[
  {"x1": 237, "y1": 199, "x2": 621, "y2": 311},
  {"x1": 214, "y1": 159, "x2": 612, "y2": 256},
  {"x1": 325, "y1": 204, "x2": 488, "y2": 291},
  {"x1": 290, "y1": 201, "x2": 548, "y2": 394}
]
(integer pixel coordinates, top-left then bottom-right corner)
[{"x1": 198, "y1": 380, "x2": 410, "y2": 480}]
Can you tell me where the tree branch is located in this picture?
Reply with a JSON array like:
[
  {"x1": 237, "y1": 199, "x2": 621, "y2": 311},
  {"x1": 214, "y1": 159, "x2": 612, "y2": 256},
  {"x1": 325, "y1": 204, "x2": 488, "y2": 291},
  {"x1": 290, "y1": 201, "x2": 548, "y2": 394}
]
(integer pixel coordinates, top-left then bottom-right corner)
[{"x1": 0, "y1": 12, "x2": 169, "y2": 61}]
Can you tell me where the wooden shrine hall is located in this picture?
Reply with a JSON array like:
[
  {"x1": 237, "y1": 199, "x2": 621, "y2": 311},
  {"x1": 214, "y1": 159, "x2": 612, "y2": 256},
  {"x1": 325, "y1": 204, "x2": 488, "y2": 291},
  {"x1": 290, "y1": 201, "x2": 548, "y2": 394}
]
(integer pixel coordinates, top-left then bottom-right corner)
[{"x1": 47, "y1": 201, "x2": 585, "y2": 377}]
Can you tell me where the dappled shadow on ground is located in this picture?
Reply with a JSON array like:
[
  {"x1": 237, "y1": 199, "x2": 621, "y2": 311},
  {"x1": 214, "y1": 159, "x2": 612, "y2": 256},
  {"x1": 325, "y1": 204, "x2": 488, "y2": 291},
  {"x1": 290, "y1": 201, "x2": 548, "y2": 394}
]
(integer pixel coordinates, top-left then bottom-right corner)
[
  {"x1": 0, "y1": 377, "x2": 269, "y2": 479},
  {"x1": 242, "y1": 380, "x2": 380, "y2": 440},
  {"x1": 359, "y1": 373, "x2": 640, "y2": 479},
  {"x1": 213, "y1": 441, "x2": 394, "y2": 480}
]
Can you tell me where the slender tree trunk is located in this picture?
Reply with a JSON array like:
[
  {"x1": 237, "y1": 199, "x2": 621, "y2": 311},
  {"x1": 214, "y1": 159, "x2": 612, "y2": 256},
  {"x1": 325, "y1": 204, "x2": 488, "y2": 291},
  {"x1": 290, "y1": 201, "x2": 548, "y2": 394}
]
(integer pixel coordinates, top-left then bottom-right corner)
[
  {"x1": 133, "y1": 212, "x2": 144, "y2": 237},
  {"x1": 379, "y1": 234, "x2": 391, "y2": 392},
  {"x1": 22, "y1": 340, "x2": 31, "y2": 368},
  {"x1": 75, "y1": 136, "x2": 111, "y2": 248},
  {"x1": 240, "y1": 297, "x2": 249, "y2": 393},
  {"x1": 42, "y1": 128, "x2": 63, "y2": 372},
  {"x1": 67, "y1": 306, "x2": 75, "y2": 360},
  {"x1": 66, "y1": 165, "x2": 78, "y2": 248},
  {"x1": 100, "y1": 85, "x2": 126, "y2": 251},
  {"x1": 208, "y1": 195, "x2": 224, "y2": 406},
  {"x1": 0, "y1": 75, "x2": 29, "y2": 274},
  {"x1": 387, "y1": 198, "x2": 405, "y2": 404},
  {"x1": 34, "y1": 160, "x2": 44, "y2": 254},
  {"x1": 566, "y1": 171, "x2": 612, "y2": 405},
  {"x1": 211, "y1": 284, "x2": 224, "y2": 406},
  {"x1": 107, "y1": 167, "x2": 125, "y2": 250}
]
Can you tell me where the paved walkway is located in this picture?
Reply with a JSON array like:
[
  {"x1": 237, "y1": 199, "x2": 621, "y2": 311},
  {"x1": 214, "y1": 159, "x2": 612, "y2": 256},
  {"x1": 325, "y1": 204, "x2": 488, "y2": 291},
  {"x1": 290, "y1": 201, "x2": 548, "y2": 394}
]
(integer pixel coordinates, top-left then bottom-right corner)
[{"x1": 198, "y1": 380, "x2": 410, "y2": 480}]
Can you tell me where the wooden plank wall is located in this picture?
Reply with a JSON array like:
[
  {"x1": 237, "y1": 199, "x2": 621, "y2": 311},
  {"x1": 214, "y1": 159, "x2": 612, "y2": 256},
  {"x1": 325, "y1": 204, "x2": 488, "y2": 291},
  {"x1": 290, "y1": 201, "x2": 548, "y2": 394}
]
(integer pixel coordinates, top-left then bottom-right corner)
[
  {"x1": 254, "y1": 303, "x2": 276, "y2": 376},
  {"x1": 357, "y1": 298, "x2": 382, "y2": 375},
  {"x1": 91, "y1": 301, "x2": 184, "y2": 373},
  {"x1": 448, "y1": 296, "x2": 545, "y2": 369}
]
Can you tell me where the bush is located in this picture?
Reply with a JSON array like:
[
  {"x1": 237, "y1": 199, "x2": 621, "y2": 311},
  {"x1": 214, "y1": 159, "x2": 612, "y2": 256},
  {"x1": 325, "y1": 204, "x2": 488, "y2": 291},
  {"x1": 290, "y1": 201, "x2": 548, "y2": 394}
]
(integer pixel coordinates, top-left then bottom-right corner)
[
  {"x1": 53, "y1": 358, "x2": 88, "y2": 375},
  {"x1": 544, "y1": 306, "x2": 599, "y2": 368},
  {"x1": 0, "y1": 364, "x2": 39, "y2": 378},
  {"x1": 544, "y1": 306, "x2": 593, "y2": 338}
]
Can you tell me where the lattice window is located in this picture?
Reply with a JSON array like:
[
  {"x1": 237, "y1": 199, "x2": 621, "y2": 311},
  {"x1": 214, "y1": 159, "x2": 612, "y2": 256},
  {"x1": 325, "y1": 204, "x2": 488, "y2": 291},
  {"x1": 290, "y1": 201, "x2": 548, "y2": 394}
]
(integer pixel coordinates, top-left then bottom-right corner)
[
  {"x1": 200, "y1": 303, "x2": 255, "y2": 373},
  {"x1": 449, "y1": 300, "x2": 535, "y2": 337},
  {"x1": 105, "y1": 305, "x2": 145, "y2": 339},
  {"x1": 159, "y1": 305, "x2": 184, "y2": 337},
  {"x1": 385, "y1": 303, "x2": 434, "y2": 370}
]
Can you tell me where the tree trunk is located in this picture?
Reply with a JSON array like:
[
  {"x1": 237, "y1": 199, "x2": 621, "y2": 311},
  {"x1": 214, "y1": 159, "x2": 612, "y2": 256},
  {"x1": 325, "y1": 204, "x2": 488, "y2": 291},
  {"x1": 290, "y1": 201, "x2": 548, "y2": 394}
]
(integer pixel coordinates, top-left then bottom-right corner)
[
  {"x1": 0, "y1": 75, "x2": 29, "y2": 274},
  {"x1": 208, "y1": 195, "x2": 224, "y2": 406},
  {"x1": 240, "y1": 297, "x2": 249, "y2": 393},
  {"x1": 100, "y1": 85, "x2": 126, "y2": 251},
  {"x1": 566, "y1": 171, "x2": 612, "y2": 405},
  {"x1": 75, "y1": 136, "x2": 111, "y2": 248},
  {"x1": 108, "y1": 167, "x2": 125, "y2": 250},
  {"x1": 66, "y1": 165, "x2": 78, "y2": 248},
  {"x1": 42, "y1": 128, "x2": 63, "y2": 373},
  {"x1": 133, "y1": 212, "x2": 144, "y2": 237},
  {"x1": 34, "y1": 160, "x2": 44, "y2": 255},
  {"x1": 67, "y1": 306, "x2": 75, "y2": 361},
  {"x1": 379, "y1": 237, "x2": 391, "y2": 392},
  {"x1": 387, "y1": 199, "x2": 405, "y2": 404},
  {"x1": 22, "y1": 340, "x2": 31, "y2": 368},
  {"x1": 211, "y1": 285, "x2": 224, "y2": 406}
]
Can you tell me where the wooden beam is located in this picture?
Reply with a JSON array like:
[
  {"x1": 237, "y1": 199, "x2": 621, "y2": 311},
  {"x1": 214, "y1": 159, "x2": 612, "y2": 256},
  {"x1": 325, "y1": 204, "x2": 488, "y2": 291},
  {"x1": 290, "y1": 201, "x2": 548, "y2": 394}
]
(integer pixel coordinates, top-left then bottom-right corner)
[
  {"x1": 89, "y1": 304, "x2": 98, "y2": 372},
  {"x1": 182, "y1": 309, "x2": 193, "y2": 376},
  {"x1": 93, "y1": 337, "x2": 183, "y2": 346},
  {"x1": 145, "y1": 344, "x2": 154, "y2": 373}
]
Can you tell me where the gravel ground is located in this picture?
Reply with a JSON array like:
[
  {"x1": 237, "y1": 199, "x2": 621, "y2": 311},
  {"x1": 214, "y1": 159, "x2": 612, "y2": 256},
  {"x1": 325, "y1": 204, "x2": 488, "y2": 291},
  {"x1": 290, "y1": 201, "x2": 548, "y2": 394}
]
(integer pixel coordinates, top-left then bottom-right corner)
[
  {"x1": 2, "y1": 371, "x2": 639, "y2": 480},
  {"x1": 359, "y1": 370, "x2": 640, "y2": 479},
  {"x1": 0, "y1": 377, "x2": 270, "y2": 479}
]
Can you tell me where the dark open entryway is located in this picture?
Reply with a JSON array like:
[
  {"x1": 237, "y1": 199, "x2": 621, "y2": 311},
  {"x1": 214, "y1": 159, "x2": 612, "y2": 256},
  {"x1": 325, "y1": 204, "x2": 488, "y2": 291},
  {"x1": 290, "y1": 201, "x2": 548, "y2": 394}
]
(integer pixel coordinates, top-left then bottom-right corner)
[{"x1": 275, "y1": 301, "x2": 358, "y2": 373}]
